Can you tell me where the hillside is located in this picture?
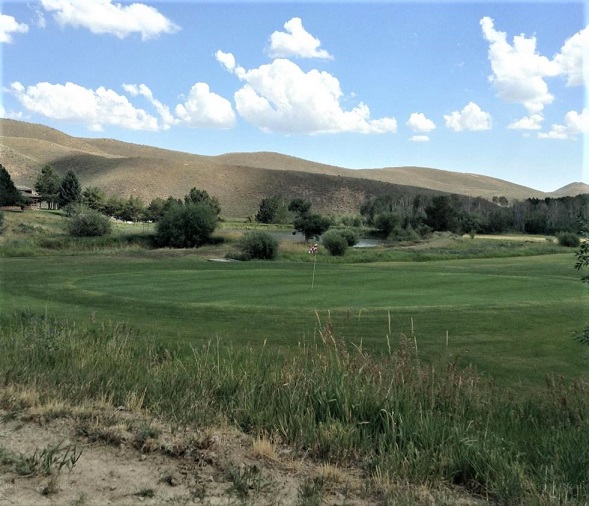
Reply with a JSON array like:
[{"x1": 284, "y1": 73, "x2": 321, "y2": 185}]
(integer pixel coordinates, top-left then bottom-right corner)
[{"x1": 1, "y1": 119, "x2": 585, "y2": 217}]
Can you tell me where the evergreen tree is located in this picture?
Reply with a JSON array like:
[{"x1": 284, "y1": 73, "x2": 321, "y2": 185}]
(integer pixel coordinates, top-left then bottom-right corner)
[
  {"x1": 35, "y1": 165, "x2": 61, "y2": 209},
  {"x1": 184, "y1": 188, "x2": 221, "y2": 217},
  {"x1": 256, "y1": 195, "x2": 289, "y2": 224},
  {"x1": 0, "y1": 164, "x2": 23, "y2": 207},
  {"x1": 58, "y1": 170, "x2": 82, "y2": 209}
]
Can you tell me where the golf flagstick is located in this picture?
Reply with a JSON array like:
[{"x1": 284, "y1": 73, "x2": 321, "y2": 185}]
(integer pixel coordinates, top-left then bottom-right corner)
[{"x1": 309, "y1": 243, "x2": 318, "y2": 290}]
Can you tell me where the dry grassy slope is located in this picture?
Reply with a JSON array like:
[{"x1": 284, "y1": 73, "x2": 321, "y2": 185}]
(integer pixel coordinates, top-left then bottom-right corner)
[{"x1": 2, "y1": 119, "x2": 586, "y2": 217}]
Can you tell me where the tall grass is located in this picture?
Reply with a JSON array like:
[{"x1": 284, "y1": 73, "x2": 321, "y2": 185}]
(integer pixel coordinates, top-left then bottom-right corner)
[{"x1": 1, "y1": 311, "x2": 587, "y2": 503}]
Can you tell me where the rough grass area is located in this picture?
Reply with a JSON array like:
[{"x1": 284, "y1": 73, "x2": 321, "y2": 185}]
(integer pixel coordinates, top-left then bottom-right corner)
[{"x1": 0, "y1": 314, "x2": 588, "y2": 505}]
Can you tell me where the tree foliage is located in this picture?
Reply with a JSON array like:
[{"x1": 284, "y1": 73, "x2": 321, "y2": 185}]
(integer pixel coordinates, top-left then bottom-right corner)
[
  {"x1": 82, "y1": 186, "x2": 106, "y2": 212},
  {"x1": 237, "y1": 231, "x2": 279, "y2": 260},
  {"x1": 58, "y1": 170, "x2": 82, "y2": 209},
  {"x1": 0, "y1": 164, "x2": 23, "y2": 207},
  {"x1": 184, "y1": 188, "x2": 221, "y2": 217},
  {"x1": 35, "y1": 165, "x2": 61, "y2": 209},
  {"x1": 256, "y1": 195, "x2": 289, "y2": 224},
  {"x1": 155, "y1": 202, "x2": 218, "y2": 248},
  {"x1": 374, "y1": 212, "x2": 400, "y2": 238},
  {"x1": 288, "y1": 198, "x2": 312, "y2": 216},
  {"x1": 294, "y1": 213, "x2": 331, "y2": 241}
]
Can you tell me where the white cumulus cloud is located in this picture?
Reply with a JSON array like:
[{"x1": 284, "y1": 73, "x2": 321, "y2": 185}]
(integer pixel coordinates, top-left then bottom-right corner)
[
  {"x1": 508, "y1": 114, "x2": 544, "y2": 130},
  {"x1": 9, "y1": 81, "x2": 162, "y2": 131},
  {"x1": 0, "y1": 13, "x2": 29, "y2": 43},
  {"x1": 444, "y1": 102, "x2": 492, "y2": 132},
  {"x1": 268, "y1": 17, "x2": 332, "y2": 60},
  {"x1": 481, "y1": 16, "x2": 559, "y2": 114},
  {"x1": 539, "y1": 108, "x2": 589, "y2": 140},
  {"x1": 174, "y1": 83, "x2": 236, "y2": 129},
  {"x1": 40, "y1": 0, "x2": 179, "y2": 40},
  {"x1": 406, "y1": 112, "x2": 435, "y2": 132},
  {"x1": 554, "y1": 25, "x2": 589, "y2": 86},
  {"x1": 220, "y1": 57, "x2": 396, "y2": 134},
  {"x1": 123, "y1": 83, "x2": 174, "y2": 128}
]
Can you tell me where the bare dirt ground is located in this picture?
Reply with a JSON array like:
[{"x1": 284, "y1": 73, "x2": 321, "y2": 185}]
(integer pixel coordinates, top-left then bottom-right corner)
[{"x1": 0, "y1": 389, "x2": 483, "y2": 506}]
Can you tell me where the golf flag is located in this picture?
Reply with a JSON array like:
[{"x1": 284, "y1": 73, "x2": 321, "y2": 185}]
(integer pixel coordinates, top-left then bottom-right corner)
[{"x1": 308, "y1": 243, "x2": 318, "y2": 254}]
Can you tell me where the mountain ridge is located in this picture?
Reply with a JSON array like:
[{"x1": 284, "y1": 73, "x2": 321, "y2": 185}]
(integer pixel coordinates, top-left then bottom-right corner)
[{"x1": 1, "y1": 119, "x2": 587, "y2": 217}]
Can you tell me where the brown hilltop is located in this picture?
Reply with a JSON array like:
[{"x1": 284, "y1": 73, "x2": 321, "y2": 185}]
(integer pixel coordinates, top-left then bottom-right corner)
[{"x1": 1, "y1": 119, "x2": 583, "y2": 218}]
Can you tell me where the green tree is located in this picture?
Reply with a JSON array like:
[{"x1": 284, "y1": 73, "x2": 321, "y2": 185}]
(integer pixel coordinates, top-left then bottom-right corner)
[
  {"x1": 146, "y1": 196, "x2": 180, "y2": 221},
  {"x1": 35, "y1": 165, "x2": 61, "y2": 209},
  {"x1": 58, "y1": 170, "x2": 82, "y2": 209},
  {"x1": 184, "y1": 188, "x2": 221, "y2": 217},
  {"x1": 0, "y1": 210, "x2": 4, "y2": 235},
  {"x1": 120, "y1": 195, "x2": 145, "y2": 222},
  {"x1": 82, "y1": 186, "x2": 106, "y2": 212},
  {"x1": 374, "y1": 212, "x2": 400, "y2": 238},
  {"x1": 155, "y1": 203, "x2": 218, "y2": 248},
  {"x1": 288, "y1": 198, "x2": 312, "y2": 216},
  {"x1": 424, "y1": 196, "x2": 460, "y2": 233},
  {"x1": 293, "y1": 213, "x2": 331, "y2": 241},
  {"x1": 256, "y1": 195, "x2": 289, "y2": 224},
  {"x1": 0, "y1": 164, "x2": 23, "y2": 207},
  {"x1": 104, "y1": 195, "x2": 126, "y2": 219}
]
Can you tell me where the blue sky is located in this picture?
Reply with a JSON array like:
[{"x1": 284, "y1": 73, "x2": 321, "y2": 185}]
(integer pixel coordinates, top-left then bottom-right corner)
[{"x1": 1, "y1": 0, "x2": 587, "y2": 192}]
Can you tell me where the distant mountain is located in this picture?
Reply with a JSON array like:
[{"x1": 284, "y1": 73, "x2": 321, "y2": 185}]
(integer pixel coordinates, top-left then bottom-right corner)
[
  {"x1": 1, "y1": 119, "x2": 585, "y2": 217},
  {"x1": 550, "y1": 182, "x2": 589, "y2": 198}
]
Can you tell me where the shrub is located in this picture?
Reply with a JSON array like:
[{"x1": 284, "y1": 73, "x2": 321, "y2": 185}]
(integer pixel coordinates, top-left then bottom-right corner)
[
  {"x1": 558, "y1": 232, "x2": 580, "y2": 248},
  {"x1": 321, "y1": 231, "x2": 348, "y2": 256},
  {"x1": 237, "y1": 231, "x2": 279, "y2": 260},
  {"x1": 155, "y1": 203, "x2": 218, "y2": 248},
  {"x1": 338, "y1": 228, "x2": 359, "y2": 247},
  {"x1": 0, "y1": 210, "x2": 4, "y2": 235},
  {"x1": 66, "y1": 205, "x2": 112, "y2": 237}
]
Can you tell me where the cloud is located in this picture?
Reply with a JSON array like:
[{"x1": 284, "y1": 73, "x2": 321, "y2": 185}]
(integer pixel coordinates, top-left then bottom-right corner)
[
  {"x1": 9, "y1": 81, "x2": 162, "y2": 131},
  {"x1": 409, "y1": 135, "x2": 429, "y2": 142},
  {"x1": 508, "y1": 114, "x2": 543, "y2": 130},
  {"x1": 123, "y1": 83, "x2": 174, "y2": 128},
  {"x1": 268, "y1": 17, "x2": 332, "y2": 59},
  {"x1": 444, "y1": 102, "x2": 492, "y2": 132},
  {"x1": 538, "y1": 108, "x2": 589, "y2": 140},
  {"x1": 481, "y1": 16, "x2": 559, "y2": 114},
  {"x1": 174, "y1": 83, "x2": 236, "y2": 129},
  {"x1": 406, "y1": 112, "x2": 435, "y2": 132},
  {"x1": 0, "y1": 13, "x2": 29, "y2": 43},
  {"x1": 215, "y1": 50, "x2": 237, "y2": 72},
  {"x1": 40, "y1": 0, "x2": 179, "y2": 40},
  {"x1": 554, "y1": 25, "x2": 589, "y2": 87},
  {"x1": 221, "y1": 57, "x2": 396, "y2": 134}
]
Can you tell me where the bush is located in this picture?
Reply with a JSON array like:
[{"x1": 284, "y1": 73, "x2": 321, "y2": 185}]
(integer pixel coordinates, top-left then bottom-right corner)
[
  {"x1": 0, "y1": 210, "x2": 4, "y2": 235},
  {"x1": 338, "y1": 228, "x2": 359, "y2": 247},
  {"x1": 321, "y1": 230, "x2": 348, "y2": 256},
  {"x1": 558, "y1": 232, "x2": 580, "y2": 248},
  {"x1": 155, "y1": 203, "x2": 218, "y2": 248},
  {"x1": 67, "y1": 205, "x2": 112, "y2": 237},
  {"x1": 237, "y1": 231, "x2": 279, "y2": 260}
]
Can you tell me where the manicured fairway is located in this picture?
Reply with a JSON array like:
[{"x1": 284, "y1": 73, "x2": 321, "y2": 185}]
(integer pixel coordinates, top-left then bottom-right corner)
[{"x1": 1, "y1": 252, "x2": 587, "y2": 385}]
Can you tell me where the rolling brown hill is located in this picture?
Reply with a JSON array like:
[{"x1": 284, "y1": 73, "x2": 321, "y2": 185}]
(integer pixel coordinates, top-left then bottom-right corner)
[{"x1": 1, "y1": 119, "x2": 585, "y2": 217}]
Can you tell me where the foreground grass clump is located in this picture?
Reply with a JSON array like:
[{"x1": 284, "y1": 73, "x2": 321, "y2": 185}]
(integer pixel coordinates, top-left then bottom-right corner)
[{"x1": 1, "y1": 312, "x2": 588, "y2": 504}]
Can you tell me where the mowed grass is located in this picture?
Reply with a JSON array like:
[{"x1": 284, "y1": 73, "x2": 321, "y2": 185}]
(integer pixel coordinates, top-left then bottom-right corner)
[{"x1": 1, "y1": 250, "x2": 587, "y2": 386}]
